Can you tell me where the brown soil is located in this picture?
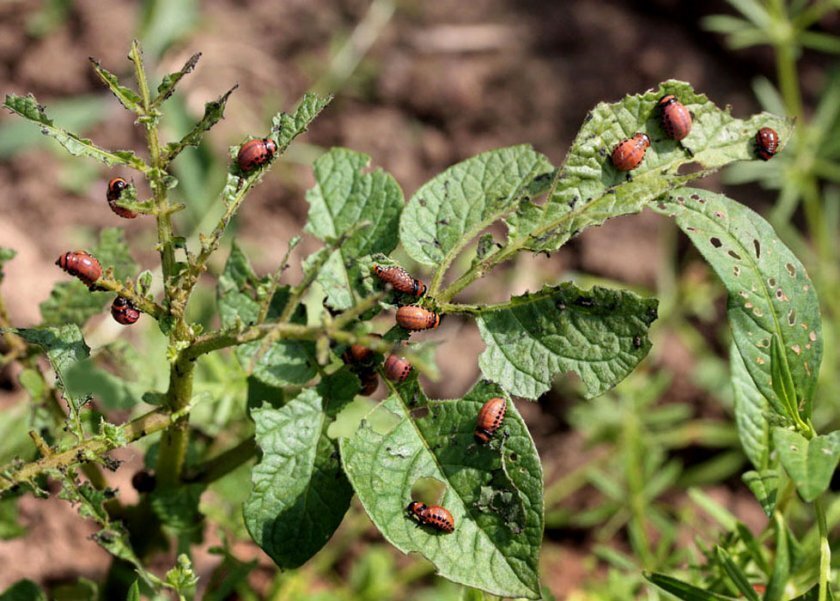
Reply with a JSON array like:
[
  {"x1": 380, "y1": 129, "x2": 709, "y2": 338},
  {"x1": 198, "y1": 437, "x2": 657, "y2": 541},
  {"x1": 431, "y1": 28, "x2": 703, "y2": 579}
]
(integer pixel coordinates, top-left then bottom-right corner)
[{"x1": 0, "y1": 0, "x2": 825, "y2": 597}]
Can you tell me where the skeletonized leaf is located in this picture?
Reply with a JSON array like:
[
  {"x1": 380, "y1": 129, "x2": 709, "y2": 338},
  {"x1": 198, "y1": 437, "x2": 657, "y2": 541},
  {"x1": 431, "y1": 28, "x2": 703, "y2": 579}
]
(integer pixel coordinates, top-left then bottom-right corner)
[
  {"x1": 3, "y1": 94, "x2": 146, "y2": 169},
  {"x1": 341, "y1": 380, "x2": 543, "y2": 599},
  {"x1": 164, "y1": 85, "x2": 238, "y2": 160},
  {"x1": 772, "y1": 428, "x2": 840, "y2": 502},
  {"x1": 89, "y1": 58, "x2": 143, "y2": 113},
  {"x1": 244, "y1": 389, "x2": 352, "y2": 568},
  {"x1": 400, "y1": 145, "x2": 552, "y2": 268},
  {"x1": 506, "y1": 80, "x2": 793, "y2": 255},
  {"x1": 271, "y1": 92, "x2": 332, "y2": 154},
  {"x1": 217, "y1": 245, "x2": 316, "y2": 387},
  {"x1": 154, "y1": 52, "x2": 202, "y2": 105},
  {"x1": 476, "y1": 283, "x2": 657, "y2": 400},
  {"x1": 653, "y1": 188, "x2": 822, "y2": 417},
  {"x1": 304, "y1": 148, "x2": 403, "y2": 309},
  {"x1": 6, "y1": 325, "x2": 90, "y2": 431}
]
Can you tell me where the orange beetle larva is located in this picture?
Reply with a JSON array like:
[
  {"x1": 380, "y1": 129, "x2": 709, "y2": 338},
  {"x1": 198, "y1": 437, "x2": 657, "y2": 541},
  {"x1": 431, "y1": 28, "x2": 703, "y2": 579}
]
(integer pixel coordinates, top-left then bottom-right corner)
[
  {"x1": 396, "y1": 305, "x2": 440, "y2": 331},
  {"x1": 474, "y1": 397, "x2": 506, "y2": 444}
]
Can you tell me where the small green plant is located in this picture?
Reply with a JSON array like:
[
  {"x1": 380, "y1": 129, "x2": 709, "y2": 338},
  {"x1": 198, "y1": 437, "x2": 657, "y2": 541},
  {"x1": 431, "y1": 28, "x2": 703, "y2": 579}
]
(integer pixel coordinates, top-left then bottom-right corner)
[{"x1": 0, "y1": 40, "x2": 830, "y2": 599}]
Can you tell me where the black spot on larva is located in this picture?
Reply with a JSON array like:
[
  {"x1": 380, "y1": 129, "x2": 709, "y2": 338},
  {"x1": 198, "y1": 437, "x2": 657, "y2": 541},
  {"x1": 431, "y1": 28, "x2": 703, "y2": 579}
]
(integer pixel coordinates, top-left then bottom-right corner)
[
  {"x1": 728, "y1": 250, "x2": 742, "y2": 260},
  {"x1": 753, "y1": 240, "x2": 761, "y2": 259},
  {"x1": 710, "y1": 237, "x2": 722, "y2": 248},
  {"x1": 574, "y1": 297, "x2": 595, "y2": 308}
]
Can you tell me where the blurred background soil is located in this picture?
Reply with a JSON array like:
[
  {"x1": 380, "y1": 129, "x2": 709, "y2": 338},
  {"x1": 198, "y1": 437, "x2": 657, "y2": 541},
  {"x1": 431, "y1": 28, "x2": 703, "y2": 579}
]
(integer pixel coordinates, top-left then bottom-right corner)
[{"x1": 0, "y1": 0, "x2": 834, "y2": 597}]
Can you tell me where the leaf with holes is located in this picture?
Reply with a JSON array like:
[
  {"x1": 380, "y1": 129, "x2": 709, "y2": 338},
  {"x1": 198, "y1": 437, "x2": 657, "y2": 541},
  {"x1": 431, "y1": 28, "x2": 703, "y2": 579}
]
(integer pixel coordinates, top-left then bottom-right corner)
[
  {"x1": 244, "y1": 389, "x2": 352, "y2": 569},
  {"x1": 505, "y1": 80, "x2": 793, "y2": 255},
  {"x1": 341, "y1": 380, "x2": 543, "y2": 599},
  {"x1": 305, "y1": 148, "x2": 403, "y2": 310},
  {"x1": 165, "y1": 85, "x2": 238, "y2": 159},
  {"x1": 476, "y1": 283, "x2": 657, "y2": 400},
  {"x1": 3, "y1": 94, "x2": 146, "y2": 170},
  {"x1": 4, "y1": 325, "x2": 90, "y2": 435},
  {"x1": 89, "y1": 58, "x2": 143, "y2": 113},
  {"x1": 772, "y1": 428, "x2": 840, "y2": 502},
  {"x1": 218, "y1": 245, "x2": 316, "y2": 387},
  {"x1": 731, "y1": 341, "x2": 772, "y2": 470},
  {"x1": 399, "y1": 145, "x2": 552, "y2": 275},
  {"x1": 653, "y1": 188, "x2": 822, "y2": 417},
  {"x1": 154, "y1": 52, "x2": 201, "y2": 106}
]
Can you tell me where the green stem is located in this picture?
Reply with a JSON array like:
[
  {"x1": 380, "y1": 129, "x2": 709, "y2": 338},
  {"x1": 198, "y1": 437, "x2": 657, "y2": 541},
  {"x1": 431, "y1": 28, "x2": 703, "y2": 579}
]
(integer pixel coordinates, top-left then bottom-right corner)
[
  {"x1": 184, "y1": 436, "x2": 257, "y2": 484},
  {"x1": 0, "y1": 408, "x2": 176, "y2": 495},
  {"x1": 816, "y1": 496, "x2": 831, "y2": 601},
  {"x1": 155, "y1": 356, "x2": 196, "y2": 489}
]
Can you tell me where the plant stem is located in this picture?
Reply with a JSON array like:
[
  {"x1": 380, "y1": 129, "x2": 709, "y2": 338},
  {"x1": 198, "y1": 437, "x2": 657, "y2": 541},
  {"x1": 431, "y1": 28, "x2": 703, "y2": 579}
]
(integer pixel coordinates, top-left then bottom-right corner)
[
  {"x1": 0, "y1": 408, "x2": 175, "y2": 495},
  {"x1": 184, "y1": 436, "x2": 257, "y2": 484},
  {"x1": 130, "y1": 41, "x2": 177, "y2": 294},
  {"x1": 155, "y1": 356, "x2": 196, "y2": 489},
  {"x1": 816, "y1": 496, "x2": 831, "y2": 601}
]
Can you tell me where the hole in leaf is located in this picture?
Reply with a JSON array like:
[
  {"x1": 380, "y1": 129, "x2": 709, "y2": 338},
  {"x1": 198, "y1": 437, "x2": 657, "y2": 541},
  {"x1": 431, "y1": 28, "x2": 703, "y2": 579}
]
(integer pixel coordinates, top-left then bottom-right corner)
[
  {"x1": 753, "y1": 239, "x2": 761, "y2": 259},
  {"x1": 690, "y1": 193, "x2": 700, "y2": 201},
  {"x1": 677, "y1": 161, "x2": 703, "y2": 175},
  {"x1": 728, "y1": 250, "x2": 742, "y2": 260},
  {"x1": 768, "y1": 277, "x2": 776, "y2": 287},
  {"x1": 753, "y1": 307, "x2": 764, "y2": 317},
  {"x1": 410, "y1": 406, "x2": 429, "y2": 419},
  {"x1": 368, "y1": 406, "x2": 402, "y2": 436},
  {"x1": 788, "y1": 309, "x2": 797, "y2": 326},
  {"x1": 786, "y1": 263, "x2": 796, "y2": 277},
  {"x1": 710, "y1": 237, "x2": 722, "y2": 248},
  {"x1": 411, "y1": 477, "x2": 447, "y2": 505},
  {"x1": 739, "y1": 291, "x2": 749, "y2": 298},
  {"x1": 810, "y1": 331, "x2": 817, "y2": 342},
  {"x1": 791, "y1": 344, "x2": 802, "y2": 355}
]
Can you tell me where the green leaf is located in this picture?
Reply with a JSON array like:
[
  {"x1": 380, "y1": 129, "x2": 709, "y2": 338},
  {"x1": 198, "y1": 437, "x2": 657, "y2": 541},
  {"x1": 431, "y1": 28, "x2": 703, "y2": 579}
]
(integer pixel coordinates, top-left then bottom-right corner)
[
  {"x1": 7, "y1": 325, "x2": 90, "y2": 420},
  {"x1": 317, "y1": 366, "x2": 363, "y2": 417},
  {"x1": 0, "y1": 247, "x2": 16, "y2": 282},
  {"x1": 653, "y1": 188, "x2": 822, "y2": 416},
  {"x1": 716, "y1": 546, "x2": 760, "y2": 601},
  {"x1": 304, "y1": 148, "x2": 404, "y2": 309},
  {"x1": 764, "y1": 513, "x2": 790, "y2": 601},
  {"x1": 341, "y1": 380, "x2": 543, "y2": 599},
  {"x1": 770, "y1": 334, "x2": 799, "y2": 421},
  {"x1": 0, "y1": 580, "x2": 46, "y2": 601},
  {"x1": 154, "y1": 52, "x2": 201, "y2": 105},
  {"x1": 95, "y1": 228, "x2": 138, "y2": 280},
  {"x1": 400, "y1": 144, "x2": 552, "y2": 268},
  {"x1": 644, "y1": 572, "x2": 739, "y2": 600},
  {"x1": 505, "y1": 80, "x2": 793, "y2": 255},
  {"x1": 271, "y1": 92, "x2": 332, "y2": 155},
  {"x1": 125, "y1": 581, "x2": 140, "y2": 601},
  {"x1": 164, "y1": 85, "x2": 238, "y2": 160},
  {"x1": 40, "y1": 228, "x2": 138, "y2": 326},
  {"x1": 475, "y1": 283, "x2": 657, "y2": 400},
  {"x1": 244, "y1": 389, "x2": 352, "y2": 569},
  {"x1": 772, "y1": 428, "x2": 840, "y2": 502},
  {"x1": 0, "y1": 497, "x2": 25, "y2": 540},
  {"x1": 3, "y1": 94, "x2": 146, "y2": 169},
  {"x1": 150, "y1": 483, "x2": 205, "y2": 533},
  {"x1": 218, "y1": 245, "x2": 316, "y2": 387},
  {"x1": 731, "y1": 341, "x2": 772, "y2": 470},
  {"x1": 89, "y1": 58, "x2": 143, "y2": 113},
  {"x1": 742, "y1": 470, "x2": 779, "y2": 517}
]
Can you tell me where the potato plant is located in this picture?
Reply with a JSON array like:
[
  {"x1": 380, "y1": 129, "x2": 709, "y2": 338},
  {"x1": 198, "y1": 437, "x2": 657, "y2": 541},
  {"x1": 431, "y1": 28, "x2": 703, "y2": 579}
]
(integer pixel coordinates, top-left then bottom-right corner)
[{"x1": 0, "y1": 41, "x2": 833, "y2": 600}]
